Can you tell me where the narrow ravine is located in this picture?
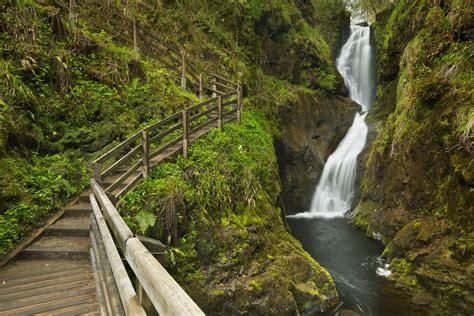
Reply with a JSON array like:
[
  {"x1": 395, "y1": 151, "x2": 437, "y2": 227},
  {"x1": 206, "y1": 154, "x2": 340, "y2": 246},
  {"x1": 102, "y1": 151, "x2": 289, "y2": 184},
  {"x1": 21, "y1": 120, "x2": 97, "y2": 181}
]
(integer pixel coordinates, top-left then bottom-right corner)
[{"x1": 287, "y1": 23, "x2": 427, "y2": 315}]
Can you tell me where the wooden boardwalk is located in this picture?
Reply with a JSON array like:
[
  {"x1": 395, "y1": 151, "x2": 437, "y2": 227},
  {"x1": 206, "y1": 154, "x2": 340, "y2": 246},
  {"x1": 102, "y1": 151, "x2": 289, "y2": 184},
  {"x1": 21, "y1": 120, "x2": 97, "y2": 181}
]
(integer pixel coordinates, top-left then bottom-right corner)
[
  {"x1": 0, "y1": 2, "x2": 242, "y2": 313},
  {"x1": 0, "y1": 110, "x2": 237, "y2": 315}
]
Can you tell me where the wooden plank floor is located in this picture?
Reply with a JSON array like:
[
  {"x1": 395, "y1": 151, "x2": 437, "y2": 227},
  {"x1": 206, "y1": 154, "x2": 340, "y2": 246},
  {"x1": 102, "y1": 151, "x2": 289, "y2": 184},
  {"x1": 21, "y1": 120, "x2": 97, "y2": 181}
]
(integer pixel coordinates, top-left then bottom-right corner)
[
  {"x1": 0, "y1": 258, "x2": 100, "y2": 315},
  {"x1": 0, "y1": 112, "x2": 236, "y2": 315}
]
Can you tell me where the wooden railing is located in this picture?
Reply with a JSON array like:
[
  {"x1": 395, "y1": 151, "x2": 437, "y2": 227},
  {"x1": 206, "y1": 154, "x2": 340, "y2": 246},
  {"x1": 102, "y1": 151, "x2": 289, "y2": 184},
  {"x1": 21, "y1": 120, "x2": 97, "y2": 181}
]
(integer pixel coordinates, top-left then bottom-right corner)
[
  {"x1": 92, "y1": 87, "x2": 241, "y2": 202},
  {"x1": 90, "y1": 179, "x2": 204, "y2": 315},
  {"x1": 59, "y1": 1, "x2": 244, "y2": 313},
  {"x1": 90, "y1": 80, "x2": 241, "y2": 314},
  {"x1": 64, "y1": 0, "x2": 204, "y2": 92}
]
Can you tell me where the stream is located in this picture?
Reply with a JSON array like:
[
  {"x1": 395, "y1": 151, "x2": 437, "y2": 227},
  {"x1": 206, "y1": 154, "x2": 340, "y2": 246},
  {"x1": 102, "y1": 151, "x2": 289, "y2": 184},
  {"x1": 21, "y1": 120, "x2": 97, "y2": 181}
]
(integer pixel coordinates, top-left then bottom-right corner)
[{"x1": 286, "y1": 23, "x2": 428, "y2": 315}]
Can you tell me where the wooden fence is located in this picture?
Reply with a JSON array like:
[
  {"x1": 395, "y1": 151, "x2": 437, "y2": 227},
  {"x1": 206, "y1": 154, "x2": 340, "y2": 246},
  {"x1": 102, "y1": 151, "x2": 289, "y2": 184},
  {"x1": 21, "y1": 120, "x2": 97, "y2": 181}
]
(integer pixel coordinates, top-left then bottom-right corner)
[
  {"x1": 92, "y1": 87, "x2": 241, "y2": 202},
  {"x1": 88, "y1": 64, "x2": 241, "y2": 314},
  {"x1": 89, "y1": 79, "x2": 241, "y2": 313},
  {"x1": 62, "y1": 1, "x2": 244, "y2": 313},
  {"x1": 66, "y1": 0, "x2": 205, "y2": 92},
  {"x1": 90, "y1": 180, "x2": 204, "y2": 315}
]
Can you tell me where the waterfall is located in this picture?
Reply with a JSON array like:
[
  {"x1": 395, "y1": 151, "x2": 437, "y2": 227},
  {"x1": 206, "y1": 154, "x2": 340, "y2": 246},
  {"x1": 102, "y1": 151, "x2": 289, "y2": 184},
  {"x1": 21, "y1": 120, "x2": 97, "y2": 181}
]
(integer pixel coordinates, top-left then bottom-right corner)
[
  {"x1": 337, "y1": 26, "x2": 374, "y2": 111},
  {"x1": 289, "y1": 24, "x2": 374, "y2": 219}
]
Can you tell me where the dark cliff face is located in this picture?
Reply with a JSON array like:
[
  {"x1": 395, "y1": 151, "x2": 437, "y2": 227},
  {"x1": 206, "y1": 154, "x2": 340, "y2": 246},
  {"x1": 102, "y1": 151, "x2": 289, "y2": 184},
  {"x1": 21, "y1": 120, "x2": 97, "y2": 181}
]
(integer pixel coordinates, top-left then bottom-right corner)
[
  {"x1": 353, "y1": 0, "x2": 474, "y2": 313},
  {"x1": 276, "y1": 92, "x2": 359, "y2": 213},
  {"x1": 273, "y1": 2, "x2": 357, "y2": 214}
]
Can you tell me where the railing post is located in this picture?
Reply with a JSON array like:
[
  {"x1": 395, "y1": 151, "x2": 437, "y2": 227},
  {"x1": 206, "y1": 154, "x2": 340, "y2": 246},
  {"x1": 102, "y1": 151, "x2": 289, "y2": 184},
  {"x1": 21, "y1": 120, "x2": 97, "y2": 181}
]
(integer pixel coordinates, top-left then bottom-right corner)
[
  {"x1": 212, "y1": 76, "x2": 217, "y2": 98},
  {"x1": 133, "y1": 18, "x2": 139, "y2": 52},
  {"x1": 69, "y1": 0, "x2": 77, "y2": 28},
  {"x1": 141, "y1": 130, "x2": 150, "y2": 179},
  {"x1": 198, "y1": 73, "x2": 203, "y2": 100},
  {"x1": 92, "y1": 162, "x2": 102, "y2": 186},
  {"x1": 181, "y1": 50, "x2": 187, "y2": 90},
  {"x1": 132, "y1": 0, "x2": 139, "y2": 53},
  {"x1": 182, "y1": 110, "x2": 189, "y2": 159},
  {"x1": 137, "y1": 282, "x2": 144, "y2": 305},
  {"x1": 217, "y1": 95, "x2": 223, "y2": 130},
  {"x1": 237, "y1": 84, "x2": 242, "y2": 124}
]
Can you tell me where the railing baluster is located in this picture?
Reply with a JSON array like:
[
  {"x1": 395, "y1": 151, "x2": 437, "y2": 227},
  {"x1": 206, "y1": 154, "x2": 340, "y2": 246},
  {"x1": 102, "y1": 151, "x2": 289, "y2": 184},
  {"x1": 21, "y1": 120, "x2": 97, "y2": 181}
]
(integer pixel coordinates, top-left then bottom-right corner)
[
  {"x1": 92, "y1": 162, "x2": 102, "y2": 186},
  {"x1": 199, "y1": 73, "x2": 203, "y2": 100},
  {"x1": 141, "y1": 130, "x2": 150, "y2": 179},
  {"x1": 237, "y1": 84, "x2": 242, "y2": 124},
  {"x1": 69, "y1": 0, "x2": 77, "y2": 28},
  {"x1": 217, "y1": 96, "x2": 223, "y2": 130},
  {"x1": 182, "y1": 110, "x2": 189, "y2": 159},
  {"x1": 132, "y1": 1, "x2": 139, "y2": 52},
  {"x1": 181, "y1": 50, "x2": 187, "y2": 90},
  {"x1": 133, "y1": 18, "x2": 139, "y2": 52},
  {"x1": 212, "y1": 75, "x2": 217, "y2": 98}
]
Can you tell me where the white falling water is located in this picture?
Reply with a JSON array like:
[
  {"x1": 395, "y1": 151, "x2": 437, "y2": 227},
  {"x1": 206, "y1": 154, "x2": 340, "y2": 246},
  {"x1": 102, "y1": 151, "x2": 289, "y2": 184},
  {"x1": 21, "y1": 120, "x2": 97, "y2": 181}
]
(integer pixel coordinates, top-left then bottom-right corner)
[{"x1": 289, "y1": 25, "x2": 374, "y2": 219}]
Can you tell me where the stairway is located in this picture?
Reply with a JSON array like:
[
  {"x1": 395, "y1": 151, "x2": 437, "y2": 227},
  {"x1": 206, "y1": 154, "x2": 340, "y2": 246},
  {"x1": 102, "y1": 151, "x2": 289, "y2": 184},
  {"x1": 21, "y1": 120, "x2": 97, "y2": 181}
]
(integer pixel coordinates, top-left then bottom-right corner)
[{"x1": 0, "y1": 197, "x2": 101, "y2": 315}]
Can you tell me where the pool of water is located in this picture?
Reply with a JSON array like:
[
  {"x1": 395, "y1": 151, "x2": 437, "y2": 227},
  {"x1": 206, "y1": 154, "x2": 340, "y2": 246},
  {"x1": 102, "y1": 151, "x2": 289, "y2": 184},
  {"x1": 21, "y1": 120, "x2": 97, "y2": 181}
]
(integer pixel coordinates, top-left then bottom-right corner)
[{"x1": 287, "y1": 217, "x2": 428, "y2": 315}]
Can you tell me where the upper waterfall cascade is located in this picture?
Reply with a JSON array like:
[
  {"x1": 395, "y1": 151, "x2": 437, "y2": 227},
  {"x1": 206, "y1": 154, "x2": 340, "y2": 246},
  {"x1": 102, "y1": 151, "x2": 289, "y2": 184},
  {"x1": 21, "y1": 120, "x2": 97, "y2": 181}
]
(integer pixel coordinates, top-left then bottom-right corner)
[{"x1": 289, "y1": 24, "x2": 374, "y2": 219}]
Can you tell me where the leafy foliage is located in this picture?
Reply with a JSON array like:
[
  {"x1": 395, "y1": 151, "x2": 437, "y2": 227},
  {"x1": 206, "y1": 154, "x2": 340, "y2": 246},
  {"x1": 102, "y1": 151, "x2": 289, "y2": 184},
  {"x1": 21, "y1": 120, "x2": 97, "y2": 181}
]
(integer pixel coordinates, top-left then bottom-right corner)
[
  {"x1": 120, "y1": 111, "x2": 278, "y2": 243},
  {"x1": 0, "y1": 1, "x2": 196, "y2": 257}
]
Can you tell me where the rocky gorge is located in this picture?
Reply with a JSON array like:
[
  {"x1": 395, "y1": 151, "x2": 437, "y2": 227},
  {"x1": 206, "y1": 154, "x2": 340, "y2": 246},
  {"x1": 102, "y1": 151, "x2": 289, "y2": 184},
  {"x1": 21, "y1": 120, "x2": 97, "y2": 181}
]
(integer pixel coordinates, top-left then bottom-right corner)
[{"x1": 1, "y1": 0, "x2": 472, "y2": 314}]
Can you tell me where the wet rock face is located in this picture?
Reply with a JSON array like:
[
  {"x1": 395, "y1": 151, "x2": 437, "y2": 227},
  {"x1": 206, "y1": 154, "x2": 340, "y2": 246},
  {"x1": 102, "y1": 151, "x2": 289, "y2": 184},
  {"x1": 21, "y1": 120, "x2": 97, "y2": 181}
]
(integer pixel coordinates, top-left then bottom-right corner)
[
  {"x1": 276, "y1": 91, "x2": 359, "y2": 213},
  {"x1": 352, "y1": 1, "x2": 474, "y2": 313}
]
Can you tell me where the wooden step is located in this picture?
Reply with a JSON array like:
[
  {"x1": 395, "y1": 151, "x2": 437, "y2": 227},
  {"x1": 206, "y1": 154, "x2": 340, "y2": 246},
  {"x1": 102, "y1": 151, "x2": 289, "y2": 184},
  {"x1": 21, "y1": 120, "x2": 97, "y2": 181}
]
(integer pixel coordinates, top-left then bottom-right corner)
[
  {"x1": 0, "y1": 270, "x2": 94, "y2": 295},
  {"x1": 64, "y1": 202, "x2": 92, "y2": 217},
  {"x1": 0, "y1": 266, "x2": 88, "y2": 290},
  {"x1": 20, "y1": 236, "x2": 90, "y2": 260},
  {"x1": 35, "y1": 302, "x2": 101, "y2": 315},
  {"x1": 1, "y1": 276, "x2": 93, "y2": 301},
  {"x1": 0, "y1": 258, "x2": 99, "y2": 314},
  {"x1": 0, "y1": 284, "x2": 96, "y2": 312},
  {"x1": 45, "y1": 216, "x2": 91, "y2": 237},
  {"x1": 0, "y1": 291, "x2": 98, "y2": 315},
  {"x1": 0, "y1": 258, "x2": 91, "y2": 282}
]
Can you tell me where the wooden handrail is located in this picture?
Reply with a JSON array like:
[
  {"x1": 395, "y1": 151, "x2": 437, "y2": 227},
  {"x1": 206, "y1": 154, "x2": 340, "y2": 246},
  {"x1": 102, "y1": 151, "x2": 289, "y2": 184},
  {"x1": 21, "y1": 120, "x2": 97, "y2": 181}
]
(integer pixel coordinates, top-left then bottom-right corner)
[
  {"x1": 66, "y1": 2, "x2": 244, "y2": 312},
  {"x1": 91, "y1": 179, "x2": 134, "y2": 251},
  {"x1": 189, "y1": 104, "x2": 218, "y2": 123},
  {"x1": 106, "y1": 160, "x2": 142, "y2": 192},
  {"x1": 211, "y1": 80, "x2": 235, "y2": 92},
  {"x1": 101, "y1": 144, "x2": 141, "y2": 178},
  {"x1": 93, "y1": 84, "x2": 239, "y2": 196},
  {"x1": 94, "y1": 132, "x2": 141, "y2": 164},
  {"x1": 90, "y1": 194, "x2": 146, "y2": 316},
  {"x1": 90, "y1": 180, "x2": 204, "y2": 315},
  {"x1": 146, "y1": 111, "x2": 182, "y2": 131},
  {"x1": 148, "y1": 122, "x2": 181, "y2": 144},
  {"x1": 211, "y1": 72, "x2": 239, "y2": 87},
  {"x1": 186, "y1": 96, "x2": 218, "y2": 113}
]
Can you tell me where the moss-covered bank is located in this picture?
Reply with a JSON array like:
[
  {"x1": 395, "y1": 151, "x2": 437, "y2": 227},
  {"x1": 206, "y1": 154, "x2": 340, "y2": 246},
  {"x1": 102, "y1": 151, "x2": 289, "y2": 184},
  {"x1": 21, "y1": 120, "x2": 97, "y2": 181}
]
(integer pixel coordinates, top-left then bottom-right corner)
[
  {"x1": 0, "y1": 1, "x2": 198, "y2": 257},
  {"x1": 121, "y1": 112, "x2": 338, "y2": 314},
  {"x1": 353, "y1": 0, "x2": 474, "y2": 313}
]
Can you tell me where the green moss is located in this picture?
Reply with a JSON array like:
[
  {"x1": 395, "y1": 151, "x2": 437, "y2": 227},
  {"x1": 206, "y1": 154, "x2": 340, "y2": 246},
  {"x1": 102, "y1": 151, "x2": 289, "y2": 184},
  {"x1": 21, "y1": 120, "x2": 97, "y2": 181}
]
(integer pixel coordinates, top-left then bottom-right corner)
[
  {"x1": 122, "y1": 111, "x2": 337, "y2": 313},
  {"x1": 210, "y1": 289, "x2": 225, "y2": 297},
  {"x1": 360, "y1": 0, "x2": 474, "y2": 313},
  {"x1": 248, "y1": 279, "x2": 263, "y2": 291}
]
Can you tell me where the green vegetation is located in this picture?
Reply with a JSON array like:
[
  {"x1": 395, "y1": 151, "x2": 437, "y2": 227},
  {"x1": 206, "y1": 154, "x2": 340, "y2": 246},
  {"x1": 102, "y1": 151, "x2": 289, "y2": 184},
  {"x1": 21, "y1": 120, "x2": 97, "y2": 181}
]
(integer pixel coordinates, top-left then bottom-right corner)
[
  {"x1": 0, "y1": 0, "x2": 349, "y2": 258},
  {"x1": 0, "y1": 1, "x2": 196, "y2": 257},
  {"x1": 121, "y1": 112, "x2": 337, "y2": 313},
  {"x1": 1, "y1": 0, "x2": 348, "y2": 312}
]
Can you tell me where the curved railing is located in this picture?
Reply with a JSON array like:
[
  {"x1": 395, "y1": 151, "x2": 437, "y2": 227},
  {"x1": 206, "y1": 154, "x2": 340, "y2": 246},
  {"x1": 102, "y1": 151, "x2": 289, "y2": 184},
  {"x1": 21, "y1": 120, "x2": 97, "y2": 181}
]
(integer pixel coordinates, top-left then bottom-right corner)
[
  {"x1": 92, "y1": 86, "x2": 241, "y2": 202},
  {"x1": 89, "y1": 78, "x2": 241, "y2": 315},
  {"x1": 54, "y1": 1, "x2": 245, "y2": 314}
]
